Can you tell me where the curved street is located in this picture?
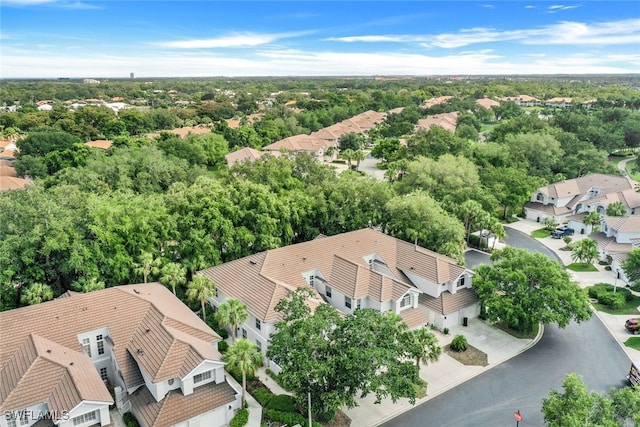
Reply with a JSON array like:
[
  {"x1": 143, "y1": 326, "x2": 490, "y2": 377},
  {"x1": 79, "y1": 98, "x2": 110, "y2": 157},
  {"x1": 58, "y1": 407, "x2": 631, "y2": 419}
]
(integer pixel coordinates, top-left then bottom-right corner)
[{"x1": 382, "y1": 225, "x2": 632, "y2": 427}]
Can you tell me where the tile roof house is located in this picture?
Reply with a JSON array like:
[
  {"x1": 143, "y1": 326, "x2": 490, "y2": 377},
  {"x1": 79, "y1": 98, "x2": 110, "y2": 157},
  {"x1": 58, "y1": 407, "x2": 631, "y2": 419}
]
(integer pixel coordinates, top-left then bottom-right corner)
[
  {"x1": 415, "y1": 112, "x2": 459, "y2": 133},
  {"x1": 545, "y1": 97, "x2": 573, "y2": 108},
  {"x1": 0, "y1": 176, "x2": 32, "y2": 192},
  {"x1": 498, "y1": 95, "x2": 541, "y2": 107},
  {"x1": 475, "y1": 98, "x2": 500, "y2": 109},
  {"x1": 225, "y1": 147, "x2": 277, "y2": 168},
  {"x1": 263, "y1": 134, "x2": 335, "y2": 162},
  {"x1": 0, "y1": 284, "x2": 240, "y2": 427},
  {"x1": 84, "y1": 140, "x2": 113, "y2": 150},
  {"x1": 197, "y1": 228, "x2": 477, "y2": 368},
  {"x1": 421, "y1": 96, "x2": 453, "y2": 109}
]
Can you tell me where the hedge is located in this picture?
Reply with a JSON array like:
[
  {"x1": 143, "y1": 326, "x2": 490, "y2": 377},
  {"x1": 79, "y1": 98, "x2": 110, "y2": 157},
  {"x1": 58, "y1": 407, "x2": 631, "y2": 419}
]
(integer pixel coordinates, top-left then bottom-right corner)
[
  {"x1": 229, "y1": 408, "x2": 249, "y2": 427},
  {"x1": 264, "y1": 409, "x2": 323, "y2": 427}
]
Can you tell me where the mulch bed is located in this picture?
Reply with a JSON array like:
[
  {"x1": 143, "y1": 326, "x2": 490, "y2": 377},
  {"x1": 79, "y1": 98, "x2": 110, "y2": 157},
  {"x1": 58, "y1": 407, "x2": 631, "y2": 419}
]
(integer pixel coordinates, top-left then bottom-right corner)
[{"x1": 444, "y1": 344, "x2": 489, "y2": 366}]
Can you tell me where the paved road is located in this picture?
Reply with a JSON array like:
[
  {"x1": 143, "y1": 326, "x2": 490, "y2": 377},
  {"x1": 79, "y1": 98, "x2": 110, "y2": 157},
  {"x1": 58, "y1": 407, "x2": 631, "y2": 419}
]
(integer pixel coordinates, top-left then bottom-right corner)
[{"x1": 384, "y1": 230, "x2": 631, "y2": 427}]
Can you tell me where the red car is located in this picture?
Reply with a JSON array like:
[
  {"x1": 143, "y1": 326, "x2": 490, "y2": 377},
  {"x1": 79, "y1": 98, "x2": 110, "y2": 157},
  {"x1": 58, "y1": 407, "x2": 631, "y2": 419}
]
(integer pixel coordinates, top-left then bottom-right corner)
[{"x1": 625, "y1": 318, "x2": 640, "y2": 335}]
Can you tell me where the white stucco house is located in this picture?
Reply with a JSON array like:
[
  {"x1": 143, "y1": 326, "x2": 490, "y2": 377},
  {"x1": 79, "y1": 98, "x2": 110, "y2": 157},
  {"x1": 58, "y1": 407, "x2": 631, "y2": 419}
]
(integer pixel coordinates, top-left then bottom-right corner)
[
  {"x1": 0, "y1": 284, "x2": 241, "y2": 427},
  {"x1": 197, "y1": 228, "x2": 478, "y2": 369}
]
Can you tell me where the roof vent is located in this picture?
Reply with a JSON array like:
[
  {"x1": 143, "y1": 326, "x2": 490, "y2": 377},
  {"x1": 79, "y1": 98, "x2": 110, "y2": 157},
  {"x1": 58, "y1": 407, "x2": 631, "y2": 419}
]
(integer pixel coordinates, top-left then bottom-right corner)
[
  {"x1": 47, "y1": 349, "x2": 51, "y2": 353},
  {"x1": 137, "y1": 349, "x2": 144, "y2": 355},
  {"x1": 249, "y1": 260, "x2": 256, "y2": 265},
  {"x1": 145, "y1": 328, "x2": 150, "y2": 333},
  {"x1": 69, "y1": 362, "x2": 74, "y2": 366}
]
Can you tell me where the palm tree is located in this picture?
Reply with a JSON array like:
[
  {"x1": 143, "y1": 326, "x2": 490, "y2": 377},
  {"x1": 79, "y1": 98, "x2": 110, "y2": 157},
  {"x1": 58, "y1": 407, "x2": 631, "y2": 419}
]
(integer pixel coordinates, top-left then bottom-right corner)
[
  {"x1": 606, "y1": 201, "x2": 627, "y2": 217},
  {"x1": 160, "y1": 262, "x2": 187, "y2": 295},
  {"x1": 340, "y1": 148, "x2": 356, "y2": 169},
  {"x1": 72, "y1": 277, "x2": 105, "y2": 293},
  {"x1": 583, "y1": 211, "x2": 603, "y2": 233},
  {"x1": 224, "y1": 339, "x2": 262, "y2": 407},
  {"x1": 20, "y1": 283, "x2": 53, "y2": 306},
  {"x1": 405, "y1": 328, "x2": 442, "y2": 368},
  {"x1": 133, "y1": 250, "x2": 162, "y2": 283},
  {"x1": 216, "y1": 298, "x2": 249, "y2": 342},
  {"x1": 352, "y1": 149, "x2": 366, "y2": 171},
  {"x1": 186, "y1": 276, "x2": 216, "y2": 321},
  {"x1": 571, "y1": 238, "x2": 599, "y2": 267}
]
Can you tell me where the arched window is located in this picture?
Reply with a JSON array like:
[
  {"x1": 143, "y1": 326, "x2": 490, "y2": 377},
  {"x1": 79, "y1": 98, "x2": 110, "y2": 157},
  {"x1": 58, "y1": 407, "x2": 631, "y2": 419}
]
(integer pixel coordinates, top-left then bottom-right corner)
[
  {"x1": 536, "y1": 193, "x2": 544, "y2": 202},
  {"x1": 596, "y1": 205, "x2": 605, "y2": 215}
]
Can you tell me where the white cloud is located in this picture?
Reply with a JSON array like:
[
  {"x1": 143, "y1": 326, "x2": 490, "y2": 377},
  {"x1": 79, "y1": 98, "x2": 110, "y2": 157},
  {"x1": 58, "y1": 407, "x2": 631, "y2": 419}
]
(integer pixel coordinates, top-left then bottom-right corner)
[
  {"x1": 548, "y1": 4, "x2": 581, "y2": 12},
  {"x1": 327, "y1": 19, "x2": 640, "y2": 49},
  {"x1": 525, "y1": 5, "x2": 537, "y2": 9},
  {"x1": 156, "y1": 31, "x2": 309, "y2": 49},
  {"x1": 482, "y1": 4, "x2": 495, "y2": 9}
]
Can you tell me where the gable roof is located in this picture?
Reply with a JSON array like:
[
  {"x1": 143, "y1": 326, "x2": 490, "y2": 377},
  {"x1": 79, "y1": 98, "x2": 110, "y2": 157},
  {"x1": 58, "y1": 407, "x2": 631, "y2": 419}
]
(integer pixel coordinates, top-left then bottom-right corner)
[
  {"x1": 0, "y1": 284, "x2": 222, "y2": 413},
  {"x1": 415, "y1": 112, "x2": 459, "y2": 133},
  {"x1": 225, "y1": 147, "x2": 272, "y2": 167},
  {"x1": 263, "y1": 134, "x2": 331, "y2": 153},
  {"x1": 84, "y1": 139, "x2": 113, "y2": 150},
  {"x1": 198, "y1": 228, "x2": 468, "y2": 322},
  {"x1": 538, "y1": 173, "x2": 635, "y2": 201},
  {"x1": 0, "y1": 176, "x2": 31, "y2": 191},
  {"x1": 476, "y1": 98, "x2": 500, "y2": 109},
  {"x1": 603, "y1": 215, "x2": 640, "y2": 233}
]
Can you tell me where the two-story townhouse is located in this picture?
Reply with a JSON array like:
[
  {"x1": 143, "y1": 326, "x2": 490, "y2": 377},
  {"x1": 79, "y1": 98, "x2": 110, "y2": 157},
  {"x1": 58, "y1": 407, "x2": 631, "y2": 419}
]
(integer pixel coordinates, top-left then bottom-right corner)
[
  {"x1": 0, "y1": 284, "x2": 240, "y2": 427},
  {"x1": 197, "y1": 228, "x2": 477, "y2": 370},
  {"x1": 524, "y1": 173, "x2": 636, "y2": 226}
]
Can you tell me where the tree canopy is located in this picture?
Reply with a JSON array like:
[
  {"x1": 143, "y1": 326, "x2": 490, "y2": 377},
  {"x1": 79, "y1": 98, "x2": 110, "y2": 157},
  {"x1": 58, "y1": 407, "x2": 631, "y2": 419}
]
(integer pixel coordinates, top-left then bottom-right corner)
[{"x1": 473, "y1": 247, "x2": 592, "y2": 333}]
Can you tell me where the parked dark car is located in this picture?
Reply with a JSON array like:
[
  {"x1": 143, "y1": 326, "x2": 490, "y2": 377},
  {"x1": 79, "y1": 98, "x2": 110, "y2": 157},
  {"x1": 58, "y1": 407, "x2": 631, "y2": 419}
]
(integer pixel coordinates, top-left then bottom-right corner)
[
  {"x1": 625, "y1": 318, "x2": 640, "y2": 335},
  {"x1": 551, "y1": 226, "x2": 575, "y2": 239}
]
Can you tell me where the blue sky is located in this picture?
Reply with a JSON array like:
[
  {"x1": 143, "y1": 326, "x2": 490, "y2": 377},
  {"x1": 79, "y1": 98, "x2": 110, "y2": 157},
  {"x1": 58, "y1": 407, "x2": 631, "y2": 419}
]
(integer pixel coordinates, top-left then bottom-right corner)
[{"x1": 1, "y1": 1, "x2": 639, "y2": 78}]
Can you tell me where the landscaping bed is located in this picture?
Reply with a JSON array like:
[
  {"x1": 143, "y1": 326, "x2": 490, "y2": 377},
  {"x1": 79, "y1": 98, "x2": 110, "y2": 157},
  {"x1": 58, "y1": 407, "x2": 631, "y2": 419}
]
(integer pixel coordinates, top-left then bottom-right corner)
[{"x1": 444, "y1": 343, "x2": 488, "y2": 366}]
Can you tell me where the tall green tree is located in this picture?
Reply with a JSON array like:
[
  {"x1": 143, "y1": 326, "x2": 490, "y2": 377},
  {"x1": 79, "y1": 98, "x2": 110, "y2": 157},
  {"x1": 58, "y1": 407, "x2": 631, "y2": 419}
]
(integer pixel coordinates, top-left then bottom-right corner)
[
  {"x1": 216, "y1": 298, "x2": 249, "y2": 342},
  {"x1": 583, "y1": 211, "x2": 603, "y2": 233},
  {"x1": 159, "y1": 262, "x2": 187, "y2": 295},
  {"x1": 133, "y1": 250, "x2": 162, "y2": 283},
  {"x1": 473, "y1": 247, "x2": 592, "y2": 333},
  {"x1": 622, "y1": 247, "x2": 640, "y2": 286},
  {"x1": 542, "y1": 373, "x2": 640, "y2": 427},
  {"x1": 403, "y1": 327, "x2": 442, "y2": 368},
  {"x1": 571, "y1": 238, "x2": 599, "y2": 267},
  {"x1": 186, "y1": 276, "x2": 216, "y2": 321},
  {"x1": 20, "y1": 283, "x2": 54, "y2": 306},
  {"x1": 267, "y1": 288, "x2": 421, "y2": 421},
  {"x1": 224, "y1": 339, "x2": 263, "y2": 407}
]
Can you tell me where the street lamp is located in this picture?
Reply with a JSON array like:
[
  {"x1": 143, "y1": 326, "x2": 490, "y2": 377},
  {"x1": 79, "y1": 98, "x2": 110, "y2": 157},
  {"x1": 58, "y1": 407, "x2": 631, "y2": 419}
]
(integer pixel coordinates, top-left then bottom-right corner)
[{"x1": 614, "y1": 269, "x2": 620, "y2": 293}]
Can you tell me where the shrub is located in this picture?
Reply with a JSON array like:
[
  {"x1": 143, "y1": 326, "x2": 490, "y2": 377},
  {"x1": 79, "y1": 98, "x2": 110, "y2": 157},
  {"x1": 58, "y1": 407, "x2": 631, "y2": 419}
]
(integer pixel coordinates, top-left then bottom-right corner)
[
  {"x1": 123, "y1": 413, "x2": 140, "y2": 427},
  {"x1": 605, "y1": 266, "x2": 612, "y2": 271},
  {"x1": 227, "y1": 366, "x2": 254, "y2": 384},
  {"x1": 443, "y1": 327, "x2": 449, "y2": 335},
  {"x1": 266, "y1": 394, "x2": 296, "y2": 413},
  {"x1": 229, "y1": 408, "x2": 249, "y2": 427},
  {"x1": 251, "y1": 387, "x2": 273, "y2": 407},
  {"x1": 599, "y1": 292, "x2": 626, "y2": 309},
  {"x1": 450, "y1": 334, "x2": 468, "y2": 352},
  {"x1": 218, "y1": 341, "x2": 229, "y2": 353},
  {"x1": 264, "y1": 409, "x2": 322, "y2": 427}
]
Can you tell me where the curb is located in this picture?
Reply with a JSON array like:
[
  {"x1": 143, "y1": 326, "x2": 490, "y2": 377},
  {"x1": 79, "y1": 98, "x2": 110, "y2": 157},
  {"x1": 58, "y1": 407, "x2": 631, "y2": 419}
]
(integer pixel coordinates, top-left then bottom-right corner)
[{"x1": 371, "y1": 323, "x2": 544, "y2": 427}]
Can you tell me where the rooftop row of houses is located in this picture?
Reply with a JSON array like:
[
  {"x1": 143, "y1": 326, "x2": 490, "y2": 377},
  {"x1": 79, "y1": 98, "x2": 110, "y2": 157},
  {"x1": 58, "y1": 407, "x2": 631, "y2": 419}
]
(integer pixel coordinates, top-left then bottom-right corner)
[
  {"x1": 524, "y1": 173, "x2": 640, "y2": 282},
  {"x1": 0, "y1": 284, "x2": 241, "y2": 427}
]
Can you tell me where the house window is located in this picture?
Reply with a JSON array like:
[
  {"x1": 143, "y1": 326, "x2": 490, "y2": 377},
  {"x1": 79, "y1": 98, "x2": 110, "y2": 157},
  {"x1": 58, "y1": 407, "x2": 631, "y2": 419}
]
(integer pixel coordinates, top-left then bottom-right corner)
[
  {"x1": 193, "y1": 370, "x2": 211, "y2": 384},
  {"x1": 72, "y1": 411, "x2": 96, "y2": 426},
  {"x1": 214, "y1": 288, "x2": 219, "y2": 298},
  {"x1": 256, "y1": 340, "x2": 262, "y2": 351},
  {"x1": 597, "y1": 206, "x2": 605, "y2": 215},
  {"x1": 255, "y1": 319, "x2": 261, "y2": 330},
  {"x1": 242, "y1": 328, "x2": 247, "y2": 339},
  {"x1": 168, "y1": 378, "x2": 175, "y2": 386},
  {"x1": 100, "y1": 367, "x2": 108, "y2": 381},
  {"x1": 345, "y1": 296, "x2": 352, "y2": 309},
  {"x1": 19, "y1": 413, "x2": 28, "y2": 426},
  {"x1": 7, "y1": 417, "x2": 16, "y2": 427},
  {"x1": 400, "y1": 293, "x2": 412, "y2": 308},
  {"x1": 82, "y1": 338, "x2": 91, "y2": 358},
  {"x1": 309, "y1": 275, "x2": 315, "y2": 286},
  {"x1": 96, "y1": 334, "x2": 104, "y2": 355},
  {"x1": 325, "y1": 286, "x2": 332, "y2": 298},
  {"x1": 536, "y1": 193, "x2": 543, "y2": 202},
  {"x1": 458, "y1": 276, "x2": 466, "y2": 288},
  {"x1": 356, "y1": 299, "x2": 362, "y2": 309}
]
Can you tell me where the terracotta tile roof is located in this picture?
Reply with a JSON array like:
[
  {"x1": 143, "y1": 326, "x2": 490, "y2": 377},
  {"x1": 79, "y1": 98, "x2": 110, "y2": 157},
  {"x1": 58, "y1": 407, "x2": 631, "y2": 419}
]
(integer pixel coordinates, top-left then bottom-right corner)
[
  {"x1": 546, "y1": 97, "x2": 572, "y2": 103},
  {"x1": 0, "y1": 284, "x2": 222, "y2": 414},
  {"x1": 0, "y1": 176, "x2": 31, "y2": 191},
  {"x1": 198, "y1": 229, "x2": 469, "y2": 322},
  {"x1": 500, "y1": 95, "x2": 540, "y2": 103},
  {"x1": 147, "y1": 126, "x2": 211, "y2": 139},
  {"x1": 225, "y1": 147, "x2": 270, "y2": 167},
  {"x1": 130, "y1": 380, "x2": 236, "y2": 427},
  {"x1": 399, "y1": 307, "x2": 429, "y2": 329},
  {"x1": 84, "y1": 140, "x2": 113, "y2": 150},
  {"x1": 0, "y1": 150, "x2": 16, "y2": 159},
  {"x1": 419, "y1": 288, "x2": 478, "y2": 315},
  {"x1": 415, "y1": 112, "x2": 459, "y2": 133},
  {"x1": 604, "y1": 215, "x2": 640, "y2": 233},
  {"x1": 590, "y1": 232, "x2": 633, "y2": 253},
  {"x1": 476, "y1": 98, "x2": 500, "y2": 109},
  {"x1": 524, "y1": 201, "x2": 572, "y2": 216},
  {"x1": 422, "y1": 96, "x2": 453, "y2": 108},
  {"x1": 387, "y1": 107, "x2": 405, "y2": 114},
  {"x1": 589, "y1": 189, "x2": 640, "y2": 210},
  {"x1": 0, "y1": 334, "x2": 113, "y2": 415},
  {"x1": 539, "y1": 174, "x2": 634, "y2": 200},
  {"x1": 0, "y1": 165, "x2": 17, "y2": 177},
  {"x1": 263, "y1": 134, "x2": 331, "y2": 153}
]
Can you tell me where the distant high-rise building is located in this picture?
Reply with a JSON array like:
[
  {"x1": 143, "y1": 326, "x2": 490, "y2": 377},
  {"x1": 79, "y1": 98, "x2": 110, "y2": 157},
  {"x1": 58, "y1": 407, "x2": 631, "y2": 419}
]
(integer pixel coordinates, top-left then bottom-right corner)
[{"x1": 130, "y1": 72, "x2": 135, "y2": 79}]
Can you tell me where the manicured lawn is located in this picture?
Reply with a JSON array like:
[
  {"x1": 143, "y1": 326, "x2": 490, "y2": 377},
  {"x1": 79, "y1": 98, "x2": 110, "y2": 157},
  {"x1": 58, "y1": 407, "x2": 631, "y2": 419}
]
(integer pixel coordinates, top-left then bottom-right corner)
[
  {"x1": 624, "y1": 337, "x2": 640, "y2": 351},
  {"x1": 566, "y1": 263, "x2": 598, "y2": 272},
  {"x1": 531, "y1": 228, "x2": 550, "y2": 238},
  {"x1": 590, "y1": 296, "x2": 640, "y2": 315},
  {"x1": 626, "y1": 162, "x2": 640, "y2": 182},
  {"x1": 492, "y1": 321, "x2": 539, "y2": 339}
]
